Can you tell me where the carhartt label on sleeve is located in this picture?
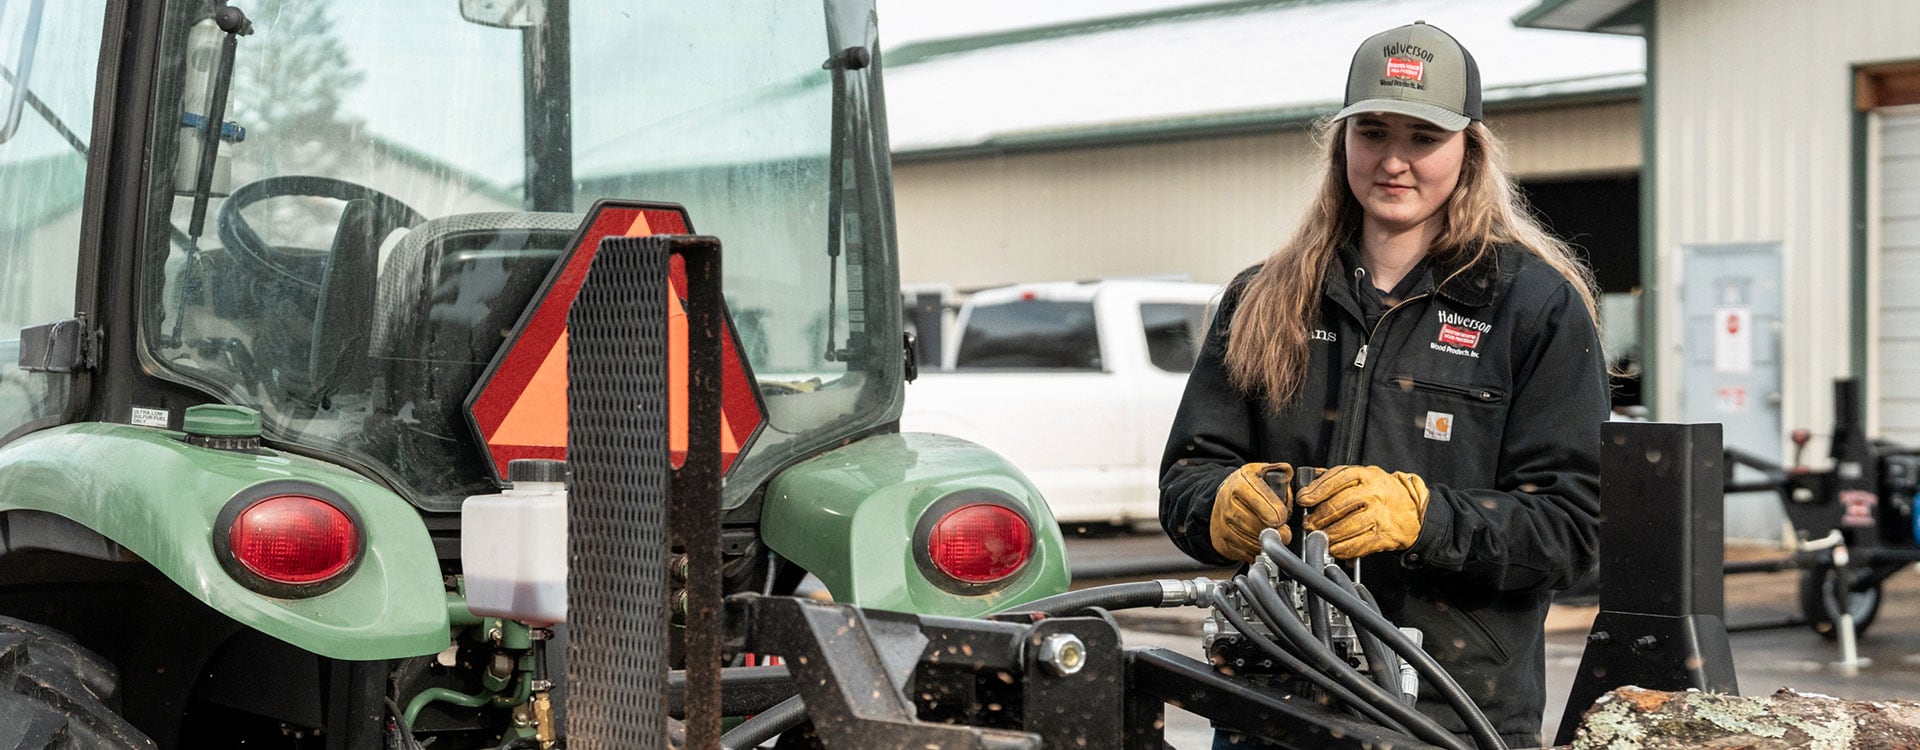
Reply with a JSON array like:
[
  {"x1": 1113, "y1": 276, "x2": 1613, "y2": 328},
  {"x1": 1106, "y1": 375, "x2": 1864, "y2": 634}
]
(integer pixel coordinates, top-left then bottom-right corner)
[
  {"x1": 130, "y1": 407, "x2": 169, "y2": 428},
  {"x1": 1423, "y1": 411, "x2": 1453, "y2": 442}
]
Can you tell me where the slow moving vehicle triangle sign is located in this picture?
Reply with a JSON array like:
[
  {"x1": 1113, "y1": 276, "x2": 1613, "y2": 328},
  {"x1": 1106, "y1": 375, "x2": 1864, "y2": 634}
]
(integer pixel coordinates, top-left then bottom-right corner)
[{"x1": 465, "y1": 199, "x2": 766, "y2": 483}]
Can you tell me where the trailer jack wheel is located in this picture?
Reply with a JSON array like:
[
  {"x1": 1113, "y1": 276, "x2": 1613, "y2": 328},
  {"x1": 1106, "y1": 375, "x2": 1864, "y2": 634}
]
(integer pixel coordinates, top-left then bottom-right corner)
[{"x1": 1799, "y1": 567, "x2": 1882, "y2": 640}]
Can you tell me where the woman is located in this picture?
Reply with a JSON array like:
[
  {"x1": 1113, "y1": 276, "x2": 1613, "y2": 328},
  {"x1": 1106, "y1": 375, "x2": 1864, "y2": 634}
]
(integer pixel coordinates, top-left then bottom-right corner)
[{"x1": 1160, "y1": 21, "x2": 1609, "y2": 748}]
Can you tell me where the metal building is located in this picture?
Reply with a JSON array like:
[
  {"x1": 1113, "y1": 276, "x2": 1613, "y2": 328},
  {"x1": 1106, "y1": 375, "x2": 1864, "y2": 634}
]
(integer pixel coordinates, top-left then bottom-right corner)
[{"x1": 1528, "y1": 0, "x2": 1920, "y2": 539}]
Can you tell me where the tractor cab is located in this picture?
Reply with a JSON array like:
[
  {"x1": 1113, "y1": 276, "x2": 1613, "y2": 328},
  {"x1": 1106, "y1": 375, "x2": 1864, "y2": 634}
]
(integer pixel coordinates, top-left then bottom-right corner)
[{"x1": 135, "y1": 0, "x2": 898, "y2": 513}]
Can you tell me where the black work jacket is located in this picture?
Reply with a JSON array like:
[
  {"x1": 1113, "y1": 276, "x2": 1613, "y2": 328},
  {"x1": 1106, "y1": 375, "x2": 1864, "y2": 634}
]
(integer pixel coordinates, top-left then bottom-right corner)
[{"x1": 1160, "y1": 245, "x2": 1607, "y2": 743}]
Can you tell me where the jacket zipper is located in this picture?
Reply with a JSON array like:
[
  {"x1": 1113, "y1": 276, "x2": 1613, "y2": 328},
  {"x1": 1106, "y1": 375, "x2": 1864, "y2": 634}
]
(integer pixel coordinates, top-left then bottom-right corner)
[
  {"x1": 1393, "y1": 377, "x2": 1502, "y2": 403},
  {"x1": 1340, "y1": 292, "x2": 1430, "y2": 464}
]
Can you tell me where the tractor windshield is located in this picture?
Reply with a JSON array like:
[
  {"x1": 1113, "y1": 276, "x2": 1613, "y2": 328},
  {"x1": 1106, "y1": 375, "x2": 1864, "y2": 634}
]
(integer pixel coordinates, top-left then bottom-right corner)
[{"x1": 137, "y1": 0, "x2": 900, "y2": 511}]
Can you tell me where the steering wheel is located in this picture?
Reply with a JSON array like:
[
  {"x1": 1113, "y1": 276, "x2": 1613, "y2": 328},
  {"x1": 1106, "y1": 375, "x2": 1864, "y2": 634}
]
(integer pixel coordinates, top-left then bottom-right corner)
[
  {"x1": 215, "y1": 175, "x2": 427, "y2": 403},
  {"x1": 216, "y1": 175, "x2": 427, "y2": 292}
]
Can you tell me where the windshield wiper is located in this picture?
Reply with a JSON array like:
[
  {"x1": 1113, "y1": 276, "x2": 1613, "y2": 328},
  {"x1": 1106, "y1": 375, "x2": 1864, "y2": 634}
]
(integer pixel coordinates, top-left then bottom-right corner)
[
  {"x1": 0, "y1": 0, "x2": 78, "y2": 153},
  {"x1": 0, "y1": 64, "x2": 84, "y2": 155}
]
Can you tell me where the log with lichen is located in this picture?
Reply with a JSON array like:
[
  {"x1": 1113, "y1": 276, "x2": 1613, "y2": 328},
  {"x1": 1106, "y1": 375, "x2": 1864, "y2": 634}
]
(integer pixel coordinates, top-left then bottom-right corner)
[{"x1": 1571, "y1": 686, "x2": 1920, "y2": 749}]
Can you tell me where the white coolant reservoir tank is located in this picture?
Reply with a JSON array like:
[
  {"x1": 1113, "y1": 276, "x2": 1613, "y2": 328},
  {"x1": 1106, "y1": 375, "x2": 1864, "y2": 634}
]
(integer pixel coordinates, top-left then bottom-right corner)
[{"x1": 462, "y1": 458, "x2": 568, "y2": 626}]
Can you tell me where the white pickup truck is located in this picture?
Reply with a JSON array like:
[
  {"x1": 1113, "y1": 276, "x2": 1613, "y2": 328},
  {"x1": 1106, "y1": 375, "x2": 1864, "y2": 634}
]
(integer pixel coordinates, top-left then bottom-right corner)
[{"x1": 900, "y1": 280, "x2": 1222, "y2": 528}]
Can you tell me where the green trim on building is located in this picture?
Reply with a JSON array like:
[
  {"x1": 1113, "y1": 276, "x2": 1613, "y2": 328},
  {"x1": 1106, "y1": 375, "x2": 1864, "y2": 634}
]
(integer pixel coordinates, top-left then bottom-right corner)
[
  {"x1": 1635, "y1": 3, "x2": 1658, "y2": 416},
  {"x1": 883, "y1": 0, "x2": 1327, "y2": 68},
  {"x1": 1851, "y1": 104, "x2": 1870, "y2": 386},
  {"x1": 894, "y1": 83, "x2": 1641, "y2": 163}
]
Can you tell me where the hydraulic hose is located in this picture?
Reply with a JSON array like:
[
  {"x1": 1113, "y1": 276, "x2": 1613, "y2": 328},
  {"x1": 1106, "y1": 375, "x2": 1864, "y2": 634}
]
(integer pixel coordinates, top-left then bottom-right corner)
[
  {"x1": 385, "y1": 697, "x2": 428, "y2": 750},
  {"x1": 1303, "y1": 533, "x2": 1334, "y2": 651},
  {"x1": 1003, "y1": 580, "x2": 1181, "y2": 616},
  {"x1": 719, "y1": 695, "x2": 807, "y2": 750},
  {"x1": 1357, "y1": 583, "x2": 1416, "y2": 707},
  {"x1": 1259, "y1": 531, "x2": 1506, "y2": 750},
  {"x1": 1204, "y1": 586, "x2": 1408, "y2": 735},
  {"x1": 1322, "y1": 562, "x2": 1403, "y2": 699},
  {"x1": 1240, "y1": 571, "x2": 1470, "y2": 750}
]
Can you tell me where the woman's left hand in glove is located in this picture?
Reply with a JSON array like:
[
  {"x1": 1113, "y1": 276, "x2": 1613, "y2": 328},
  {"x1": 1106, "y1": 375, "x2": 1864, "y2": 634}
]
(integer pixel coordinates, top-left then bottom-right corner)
[{"x1": 1296, "y1": 465, "x2": 1430, "y2": 560}]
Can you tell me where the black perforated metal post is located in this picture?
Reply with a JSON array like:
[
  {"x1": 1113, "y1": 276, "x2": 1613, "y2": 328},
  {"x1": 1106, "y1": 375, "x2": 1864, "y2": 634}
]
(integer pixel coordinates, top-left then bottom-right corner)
[
  {"x1": 564, "y1": 236, "x2": 671, "y2": 749},
  {"x1": 1555, "y1": 422, "x2": 1739, "y2": 745},
  {"x1": 670, "y1": 236, "x2": 726, "y2": 749}
]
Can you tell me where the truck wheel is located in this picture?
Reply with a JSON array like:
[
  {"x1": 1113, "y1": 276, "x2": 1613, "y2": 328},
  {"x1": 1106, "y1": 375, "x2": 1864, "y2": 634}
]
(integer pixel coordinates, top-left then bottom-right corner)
[
  {"x1": 0, "y1": 616, "x2": 155, "y2": 749},
  {"x1": 1798, "y1": 567, "x2": 1881, "y2": 640}
]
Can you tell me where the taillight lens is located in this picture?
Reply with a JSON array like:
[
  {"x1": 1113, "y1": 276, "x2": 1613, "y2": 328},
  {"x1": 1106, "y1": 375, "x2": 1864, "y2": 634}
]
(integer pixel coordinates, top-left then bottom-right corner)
[
  {"x1": 228, "y1": 495, "x2": 360, "y2": 585},
  {"x1": 927, "y1": 503, "x2": 1033, "y2": 584}
]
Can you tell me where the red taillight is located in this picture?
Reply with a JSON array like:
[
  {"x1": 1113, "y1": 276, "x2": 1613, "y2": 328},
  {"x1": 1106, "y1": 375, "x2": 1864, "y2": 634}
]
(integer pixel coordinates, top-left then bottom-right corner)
[
  {"x1": 927, "y1": 504, "x2": 1033, "y2": 584},
  {"x1": 228, "y1": 495, "x2": 360, "y2": 585}
]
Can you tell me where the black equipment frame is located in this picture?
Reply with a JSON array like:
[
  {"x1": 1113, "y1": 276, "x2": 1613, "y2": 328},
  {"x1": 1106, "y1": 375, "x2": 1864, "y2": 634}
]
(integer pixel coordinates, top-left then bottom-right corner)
[
  {"x1": 696, "y1": 593, "x2": 1440, "y2": 750},
  {"x1": 1555, "y1": 422, "x2": 1738, "y2": 745}
]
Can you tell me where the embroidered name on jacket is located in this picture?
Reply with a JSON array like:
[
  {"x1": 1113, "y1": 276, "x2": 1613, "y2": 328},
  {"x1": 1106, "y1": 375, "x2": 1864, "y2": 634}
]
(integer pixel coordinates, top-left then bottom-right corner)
[
  {"x1": 1310, "y1": 329, "x2": 1338, "y2": 342},
  {"x1": 1431, "y1": 311, "x2": 1491, "y2": 358}
]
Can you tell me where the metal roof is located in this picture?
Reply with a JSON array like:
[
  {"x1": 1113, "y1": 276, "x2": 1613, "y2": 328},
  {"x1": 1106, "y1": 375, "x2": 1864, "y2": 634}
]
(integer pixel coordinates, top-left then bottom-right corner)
[
  {"x1": 881, "y1": 0, "x2": 1646, "y2": 157},
  {"x1": 1512, "y1": 0, "x2": 1648, "y2": 34}
]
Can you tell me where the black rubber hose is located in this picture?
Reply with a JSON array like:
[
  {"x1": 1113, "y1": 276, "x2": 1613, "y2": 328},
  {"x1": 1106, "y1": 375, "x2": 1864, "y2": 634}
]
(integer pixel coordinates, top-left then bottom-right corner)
[
  {"x1": 1304, "y1": 532, "x2": 1334, "y2": 650},
  {"x1": 1001, "y1": 580, "x2": 1168, "y2": 616},
  {"x1": 1205, "y1": 585, "x2": 1409, "y2": 735},
  {"x1": 1242, "y1": 571, "x2": 1471, "y2": 750},
  {"x1": 719, "y1": 695, "x2": 807, "y2": 750},
  {"x1": 1260, "y1": 531, "x2": 1507, "y2": 750},
  {"x1": 1322, "y1": 563, "x2": 1403, "y2": 699},
  {"x1": 1352, "y1": 580, "x2": 1414, "y2": 706},
  {"x1": 385, "y1": 697, "x2": 428, "y2": 750}
]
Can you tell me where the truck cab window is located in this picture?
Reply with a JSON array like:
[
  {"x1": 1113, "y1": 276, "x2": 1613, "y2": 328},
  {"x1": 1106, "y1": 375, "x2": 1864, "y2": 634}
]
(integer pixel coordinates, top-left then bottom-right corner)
[
  {"x1": 955, "y1": 300, "x2": 1100, "y2": 371},
  {"x1": 1141, "y1": 302, "x2": 1206, "y2": 373}
]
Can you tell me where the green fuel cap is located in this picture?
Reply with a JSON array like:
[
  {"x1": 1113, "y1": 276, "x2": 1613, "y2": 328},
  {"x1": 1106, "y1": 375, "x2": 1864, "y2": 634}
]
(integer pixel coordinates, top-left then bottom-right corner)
[{"x1": 183, "y1": 404, "x2": 262, "y2": 439}]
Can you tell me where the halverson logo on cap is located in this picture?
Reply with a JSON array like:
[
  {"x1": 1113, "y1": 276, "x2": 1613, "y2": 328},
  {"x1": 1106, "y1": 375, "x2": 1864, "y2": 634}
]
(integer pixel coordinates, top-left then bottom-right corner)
[
  {"x1": 1385, "y1": 57, "x2": 1424, "y2": 83},
  {"x1": 1334, "y1": 21, "x2": 1482, "y2": 132}
]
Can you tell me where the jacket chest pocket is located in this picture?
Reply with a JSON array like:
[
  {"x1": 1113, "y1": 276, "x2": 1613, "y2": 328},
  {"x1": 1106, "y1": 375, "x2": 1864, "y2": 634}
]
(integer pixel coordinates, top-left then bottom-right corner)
[
  {"x1": 1375, "y1": 375, "x2": 1507, "y2": 479},
  {"x1": 1392, "y1": 376, "x2": 1502, "y2": 404}
]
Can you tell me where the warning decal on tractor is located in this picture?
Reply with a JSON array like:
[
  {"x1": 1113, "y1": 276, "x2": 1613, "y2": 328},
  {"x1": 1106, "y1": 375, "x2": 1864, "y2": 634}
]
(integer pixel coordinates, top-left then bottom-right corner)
[{"x1": 465, "y1": 199, "x2": 767, "y2": 483}]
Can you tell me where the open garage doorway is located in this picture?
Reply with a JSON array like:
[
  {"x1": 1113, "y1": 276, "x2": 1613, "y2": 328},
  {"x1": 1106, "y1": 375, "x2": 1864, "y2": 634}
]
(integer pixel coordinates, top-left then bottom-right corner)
[{"x1": 1519, "y1": 174, "x2": 1643, "y2": 411}]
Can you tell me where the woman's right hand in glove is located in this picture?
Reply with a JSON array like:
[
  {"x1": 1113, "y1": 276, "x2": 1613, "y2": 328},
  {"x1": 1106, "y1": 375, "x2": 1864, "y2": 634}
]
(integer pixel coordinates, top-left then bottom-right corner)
[{"x1": 1209, "y1": 462, "x2": 1294, "y2": 561}]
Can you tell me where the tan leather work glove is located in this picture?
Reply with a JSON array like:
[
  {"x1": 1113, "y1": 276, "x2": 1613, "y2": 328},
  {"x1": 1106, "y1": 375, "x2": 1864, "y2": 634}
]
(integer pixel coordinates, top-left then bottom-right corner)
[
  {"x1": 1209, "y1": 462, "x2": 1294, "y2": 562},
  {"x1": 1297, "y1": 465, "x2": 1429, "y2": 560}
]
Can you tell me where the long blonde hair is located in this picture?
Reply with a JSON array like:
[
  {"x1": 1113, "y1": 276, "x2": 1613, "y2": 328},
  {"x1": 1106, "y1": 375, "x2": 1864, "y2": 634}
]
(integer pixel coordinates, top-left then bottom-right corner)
[{"x1": 1224, "y1": 117, "x2": 1602, "y2": 408}]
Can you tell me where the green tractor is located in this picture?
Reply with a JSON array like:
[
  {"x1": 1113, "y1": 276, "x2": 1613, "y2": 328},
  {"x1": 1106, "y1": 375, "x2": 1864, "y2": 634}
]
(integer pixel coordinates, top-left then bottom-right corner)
[{"x1": 0, "y1": 0, "x2": 1069, "y2": 746}]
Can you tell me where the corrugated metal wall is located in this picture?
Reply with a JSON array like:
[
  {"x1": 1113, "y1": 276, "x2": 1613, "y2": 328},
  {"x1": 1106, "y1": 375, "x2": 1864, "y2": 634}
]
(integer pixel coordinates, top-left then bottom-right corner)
[
  {"x1": 893, "y1": 101, "x2": 1642, "y2": 290},
  {"x1": 1876, "y1": 106, "x2": 1920, "y2": 443},
  {"x1": 1652, "y1": 0, "x2": 1920, "y2": 441}
]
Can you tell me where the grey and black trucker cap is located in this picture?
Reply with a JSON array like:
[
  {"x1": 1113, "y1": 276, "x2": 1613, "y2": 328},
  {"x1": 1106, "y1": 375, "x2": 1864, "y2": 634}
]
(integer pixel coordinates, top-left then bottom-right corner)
[{"x1": 1333, "y1": 21, "x2": 1482, "y2": 132}]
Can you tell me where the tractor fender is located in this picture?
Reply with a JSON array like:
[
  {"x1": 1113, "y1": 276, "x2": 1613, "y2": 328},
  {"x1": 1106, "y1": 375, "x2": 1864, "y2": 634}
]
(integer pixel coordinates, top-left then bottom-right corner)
[
  {"x1": 0, "y1": 423, "x2": 447, "y2": 660},
  {"x1": 760, "y1": 432, "x2": 1070, "y2": 617}
]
